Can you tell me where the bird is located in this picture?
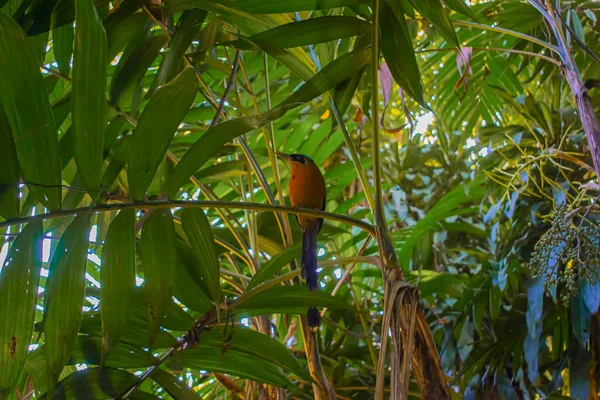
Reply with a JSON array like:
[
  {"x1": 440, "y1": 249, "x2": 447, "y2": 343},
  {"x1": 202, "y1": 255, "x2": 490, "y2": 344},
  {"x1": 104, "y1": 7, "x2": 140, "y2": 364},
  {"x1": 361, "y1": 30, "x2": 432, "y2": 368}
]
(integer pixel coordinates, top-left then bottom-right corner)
[{"x1": 276, "y1": 152, "x2": 326, "y2": 327}]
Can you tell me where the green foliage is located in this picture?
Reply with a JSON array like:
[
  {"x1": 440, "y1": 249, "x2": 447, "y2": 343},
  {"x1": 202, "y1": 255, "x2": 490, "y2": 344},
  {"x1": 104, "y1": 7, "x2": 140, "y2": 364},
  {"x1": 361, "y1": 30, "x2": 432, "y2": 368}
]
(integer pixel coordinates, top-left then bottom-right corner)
[{"x1": 0, "y1": 0, "x2": 600, "y2": 398}]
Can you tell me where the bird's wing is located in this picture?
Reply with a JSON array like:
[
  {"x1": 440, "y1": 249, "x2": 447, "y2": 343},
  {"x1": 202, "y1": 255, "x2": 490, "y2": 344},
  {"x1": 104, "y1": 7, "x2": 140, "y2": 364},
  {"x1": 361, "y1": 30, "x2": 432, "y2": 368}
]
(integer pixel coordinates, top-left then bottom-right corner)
[{"x1": 317, "y1": 192, "x2": 326, "y2": 233}]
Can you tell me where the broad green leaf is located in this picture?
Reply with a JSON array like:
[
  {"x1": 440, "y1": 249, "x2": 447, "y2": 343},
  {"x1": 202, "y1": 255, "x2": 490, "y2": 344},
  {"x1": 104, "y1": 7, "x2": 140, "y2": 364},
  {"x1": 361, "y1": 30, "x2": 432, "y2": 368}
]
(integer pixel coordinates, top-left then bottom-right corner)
[
  {"x1": 407, "y1": 0, "x2": 459, "y2": 46},
  {"x1": 152, "y1": 369, "x2": 201, "y2": 400},
  {"x1": 0, "y1": 10, "x2": 62, "y2": 210},
  {"x1": 1, "y1": 0, "x2": 22, "y2": 16},
  {"x1": 52, "y1": 23, "x2": 73, "y2": 76},
  {"x1": 332, "y1": 66, "x2": 366, "y2": 124},
  {"x1": 100, "y1": 209, "x2": 135, "y2": 362},
  {"x1": 181, "y1": 208, "x2": 222, "y2": 304},
  {"x1": 44, "y1": 215, "x2": 91, "y2": 389},
  {"x1": 174, "y1": 345, "x2": 290, "y2": 387},
  {"x1": 0, "y1": 107, "x2": 19, "y2": 219},
  {"x1": 166, "y1": 48, "x2": 370, "y2": 196},
  {"x1": 176, "y1": 0, "x2": 369, "y2": 13},
  {"x1": 279, "y1": 48, "x2": 371, "y2": 107},
  {"x1": 152, "y1": 9, "x2": 207, "y2": 93},
  {"x1": 128, "y1": 67, "x2": 198, "y2": 201},
  {"x1": 41, "y1": 368, "x2": 146, "y2": 399},
  {"x1": 443, "y1": 0, "x2": 478, "y2": 21},
  {"x1": 130, "y1": 292, "x2": 194, "y2": 332},
  {"x1": 168, "y1": 103, "x2": 298, "y2": 197},
  {"x1": 246, "y1": 243, "x2": 302, "y2": 292},
  {"x1": 141, "y1": 209, "x2": 176, "y2": 347},
  {"x1": 571, "y1": 12, "x2": 585, "y2": 45},
  {"x1": 106, "y1": 12, "x2": 150, "y2": 62},
  {"x1": 0, "y1": 221, "x2": 42, "y2": 397},
  {"x1": 229, "y1": 16, "x2": 370, "y2": 49},
  {"x1": 235, "y1": 285, "x2": 353, "y2": 316},
  {"x1": 173, "y1": 241, "x2": 213, "y2": 313},
  {"x1": 71, "y1": 0, "x2": 108, "y2": 197},
  {"x1": 35, "y1": 335, "x2": 158, "y2": 370},
  {"x1": 79, "y1": 313, "x2": 177, "y2": 349},
  {"x1": 109, "y1": 35, "x2": 168, "y2": 107},
  {"x1": 398, "y1": 177, "x2": 485, "y2": 267},
  {"x1": 72, "y1": 0, "x2": 108, "y2": 195},
  {"x1": 198, "y1": 328, "x2": 311, "y2": 381},
  {"x1": 380, "y1": 1, "x2": 427, "y2": 108}
]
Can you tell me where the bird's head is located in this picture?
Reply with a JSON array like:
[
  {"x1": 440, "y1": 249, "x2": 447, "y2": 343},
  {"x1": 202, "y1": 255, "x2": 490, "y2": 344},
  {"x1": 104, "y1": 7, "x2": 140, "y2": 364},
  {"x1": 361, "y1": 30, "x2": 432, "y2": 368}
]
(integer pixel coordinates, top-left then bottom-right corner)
[{"x1": 275, "y1": 152, "x2": 314, "y2": 167}]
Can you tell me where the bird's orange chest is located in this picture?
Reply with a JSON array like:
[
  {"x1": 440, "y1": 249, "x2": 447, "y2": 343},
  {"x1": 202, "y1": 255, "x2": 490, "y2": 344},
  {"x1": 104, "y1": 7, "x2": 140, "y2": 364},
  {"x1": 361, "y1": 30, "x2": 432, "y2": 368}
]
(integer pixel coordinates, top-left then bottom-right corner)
[{"x1": 288, "y1": 164, "x2": 326, "y2": 210}]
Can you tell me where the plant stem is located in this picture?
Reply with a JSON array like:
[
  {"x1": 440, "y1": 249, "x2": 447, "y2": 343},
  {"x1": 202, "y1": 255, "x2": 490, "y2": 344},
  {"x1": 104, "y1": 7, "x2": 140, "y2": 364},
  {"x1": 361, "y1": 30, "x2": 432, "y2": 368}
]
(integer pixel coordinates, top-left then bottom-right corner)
[
  {"x1": 415, "y1": 46, "x2": 562, "y2": 67},
  {"x1": 0, "y1": 200, "x2": 375, "y2": 234}
]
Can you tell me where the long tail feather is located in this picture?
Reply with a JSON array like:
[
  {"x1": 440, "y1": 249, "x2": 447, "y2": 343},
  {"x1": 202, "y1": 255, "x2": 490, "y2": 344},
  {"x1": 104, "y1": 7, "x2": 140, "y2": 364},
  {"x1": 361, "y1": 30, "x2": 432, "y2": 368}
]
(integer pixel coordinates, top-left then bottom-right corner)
[
  {"x1": 307, "y1": 306, "x2": 321, "y2": 327},
  {"x1": 301, "y1": 227, "x2": 319, "y2": 291}
]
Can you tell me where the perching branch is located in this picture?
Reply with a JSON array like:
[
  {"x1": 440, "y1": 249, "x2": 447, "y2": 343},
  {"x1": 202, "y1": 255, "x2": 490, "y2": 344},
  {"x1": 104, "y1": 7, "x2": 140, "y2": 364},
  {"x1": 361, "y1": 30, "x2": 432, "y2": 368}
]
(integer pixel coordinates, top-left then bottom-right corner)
[{"x1": 0, "y1": 200, "x2": 375, "y2": 234}]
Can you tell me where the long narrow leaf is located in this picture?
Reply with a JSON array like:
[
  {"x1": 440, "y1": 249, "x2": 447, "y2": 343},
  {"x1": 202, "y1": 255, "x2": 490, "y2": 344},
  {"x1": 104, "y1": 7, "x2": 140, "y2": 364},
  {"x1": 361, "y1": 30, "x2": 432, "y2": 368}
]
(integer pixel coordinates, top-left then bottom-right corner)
[
  {"x1": 228, "y1": 16, "x2": 370, "y2": 49},
  {"x1": 0, "y1": 10, "x2": 62, "y2": 210},
  {"x1": 72, "y1": 0, "x2": 108, "y2": 195},
  {"x1": 100, "y1": 209, "x2": 136, "y2": 362},
  {"x1": 0, "y1": 108, "x2": 19, "y2": 219},
  {"x1": 141, "y1": 209, "x2": 177, "y2": 348},
  {"x1": 176, "y1": 0, "x2": 369, "y2": 13},
  {"x1": 0, "y1": 221, "x2": 43, "y2": 396},
  {"x1": 168, "y1": 48, "x2": 370, "y2": 197},
  {"x1": 44, "y1": 215, "x2": 91, "y2": 389},
  {"x1": 128, "y1": 67, "x2": 198, "y2": 201},
  {"x1": 380, "y1": 2, "x2": 428, "y2": 108},
  {"x1": 181, "y1": 208, "x2": 222, "y2": 305},
  {"x1": 246, "y1": 243, "x2": 302, "y2": 292}
]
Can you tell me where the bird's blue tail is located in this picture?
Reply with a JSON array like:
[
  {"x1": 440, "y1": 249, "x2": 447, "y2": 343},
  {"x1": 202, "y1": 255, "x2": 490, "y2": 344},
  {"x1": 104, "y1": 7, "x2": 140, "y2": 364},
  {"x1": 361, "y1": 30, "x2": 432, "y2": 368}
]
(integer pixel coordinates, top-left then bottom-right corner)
[{"x1": 301, "y1": 227, "x2": 319, "y2": 291}]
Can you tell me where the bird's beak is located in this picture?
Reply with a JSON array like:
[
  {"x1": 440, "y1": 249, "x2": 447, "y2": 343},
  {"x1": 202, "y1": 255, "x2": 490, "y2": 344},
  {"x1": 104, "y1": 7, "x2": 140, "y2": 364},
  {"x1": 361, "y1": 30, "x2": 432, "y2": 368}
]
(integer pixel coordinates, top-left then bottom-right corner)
[{"x1": 275, "y1": 152, "x2": 293, "y2": 162}]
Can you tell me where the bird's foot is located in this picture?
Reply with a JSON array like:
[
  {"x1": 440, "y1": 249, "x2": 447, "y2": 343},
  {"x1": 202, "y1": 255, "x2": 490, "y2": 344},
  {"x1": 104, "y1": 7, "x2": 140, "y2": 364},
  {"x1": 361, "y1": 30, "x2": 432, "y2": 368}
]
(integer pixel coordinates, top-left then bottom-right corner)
[{"x1": 313, "y1": 207, "x2": 320, "y2": 215}]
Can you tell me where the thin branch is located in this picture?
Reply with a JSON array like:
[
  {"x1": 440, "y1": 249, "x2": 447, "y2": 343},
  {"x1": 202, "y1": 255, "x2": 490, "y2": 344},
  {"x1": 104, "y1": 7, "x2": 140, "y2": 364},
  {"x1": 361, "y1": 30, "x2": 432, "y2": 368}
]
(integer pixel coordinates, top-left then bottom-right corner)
[
  {"x1": 452, "y1": 20, "x2": 560, "y2": 53},
  {"x1": 0, "y1": 200, "x2": 375, "y2": 234},
  {"x1": 415, "y1": 46, "x2": 562, "y2": 67},
  {"x1": 210, "y1": 50, "x2": 241, "y2": 127}
]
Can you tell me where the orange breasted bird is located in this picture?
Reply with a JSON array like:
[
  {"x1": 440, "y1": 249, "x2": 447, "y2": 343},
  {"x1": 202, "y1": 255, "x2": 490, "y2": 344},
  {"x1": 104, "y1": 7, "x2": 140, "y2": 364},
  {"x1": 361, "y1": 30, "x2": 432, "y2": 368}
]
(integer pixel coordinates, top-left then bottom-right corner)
[{"x1": 276, "y1": 152, "x2": 326, "y2": 327}]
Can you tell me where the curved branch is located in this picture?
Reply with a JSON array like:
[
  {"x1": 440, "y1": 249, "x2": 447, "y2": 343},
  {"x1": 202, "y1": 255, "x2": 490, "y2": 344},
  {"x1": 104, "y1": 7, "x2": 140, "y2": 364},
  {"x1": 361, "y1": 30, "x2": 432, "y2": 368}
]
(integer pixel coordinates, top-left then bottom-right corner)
[{"x1": 0, "y1": 200, "x2": 375, "y2": 235}]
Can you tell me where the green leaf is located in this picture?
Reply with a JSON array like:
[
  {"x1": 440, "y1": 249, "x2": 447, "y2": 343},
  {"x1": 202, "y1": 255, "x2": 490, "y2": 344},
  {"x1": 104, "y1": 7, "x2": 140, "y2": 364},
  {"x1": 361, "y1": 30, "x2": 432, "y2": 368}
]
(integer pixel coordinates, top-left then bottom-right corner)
[
  {"x1": 279, "y1": 48, "x2": 371, "y2": 107},
  {"x1": 0, "y1": 107, "x2": 19, "y2": 219},
  {"x1": 52, "y1": 23, "x2": 74, "y2": 76},
  {"x1": 44, "y1": 215, "x2": 91, "y2": 388},
  {"x1": 80, "y1": 313, "x2": 177, "y2": 349},
  {"x1": 442, "y1": 0, "x2": 478, "y2": 21},
  {"x1": 173, "y1": 241, "x2": 213, "y2": 313},
  {"x1": 571, "y1": 12, "x2": 585, "y2": 45},
  {"x1": 176, "y1": 0, "x2": 369, "y2": 13},
  {"x1": 100, "y1": 209, "x2": 136, "y2": 362},
  {"x1": 41, "y1": 368, "x2": 146, "y2": 399},
  {"x1": 151, "y1": 369, "x2": 201, "y2": 400},
  {"x1": 0, "y1": 10, "x2": 62, "y2": 210},
  {"x1": 228, "y1": 16, "x2": 371, "y2": 48},
  {"x1": 406, "y1": 0, "x2": 458, "y2": 46},
  {"x1": 72, "y1": 0, "x2": 108, "y2": 195},
  {"x1": 181, "y1": 208, "x2": 222, "y2": 305},
  {"x1": 44, "y1": 335, "x2": 158, "y2": 369},
  {"x1": 110, "y1": 35, "x2": 169, "y2": 107},
  {"x1": 168, "y1": 103, "x2": 298, "y2": 197},
  {"x1": 235, "y1": 285, "x2": 353, "y2": 316},
  {"x1": 174, "y1": 345, "x2": 290, "y2": 387},
  {"x1": 246, "y1": 243, "x2": 302, "y2": 292},
  {"x1": 379, "y1": 1, "x2": 428, "y2": 108},
  {"x1": 0, "y1": 221, "x2": 43, "y2": 397},
  {"x1": 128, "y1": 67, "x2": 198, "y2": 201},
  {"x1": 198, "y1": 328, "x2": 311, "y2": 381},
  {"x1": 398, "y1": 177, "x2": 485, "y2": 267},
  {"x1": 152, "y1": 9, "x2": 207, "y2": 93},
  {"x1": 141, "y1": 209, "x2": 176, "y2": 348}
]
